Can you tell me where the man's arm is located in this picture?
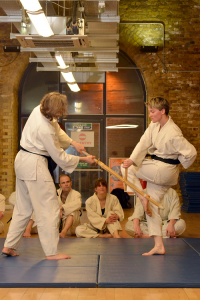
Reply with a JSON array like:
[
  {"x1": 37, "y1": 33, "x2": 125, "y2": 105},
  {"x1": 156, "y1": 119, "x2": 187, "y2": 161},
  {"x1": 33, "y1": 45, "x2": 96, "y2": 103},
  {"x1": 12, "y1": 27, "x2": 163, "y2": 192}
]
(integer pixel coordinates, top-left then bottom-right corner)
[{"x1": 166, "y1": 219, "x2": 177, "y2": 238}]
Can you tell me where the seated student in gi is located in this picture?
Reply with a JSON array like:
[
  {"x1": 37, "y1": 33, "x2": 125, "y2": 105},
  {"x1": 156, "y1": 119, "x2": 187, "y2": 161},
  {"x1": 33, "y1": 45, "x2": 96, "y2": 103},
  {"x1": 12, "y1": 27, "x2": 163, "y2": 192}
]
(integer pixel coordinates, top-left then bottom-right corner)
[
  {"x1": 23, "y1": 174, "x2": 82, "y2": 238},
  {"x1": 0, "y1": 194, "x2": 6, "y2": 234},
  {"x1": 76, "y1": 178, "x2": 124, "y2": 238},
  {"x1": 125, "y1": 188, "x2": 186, "y2": 238}
]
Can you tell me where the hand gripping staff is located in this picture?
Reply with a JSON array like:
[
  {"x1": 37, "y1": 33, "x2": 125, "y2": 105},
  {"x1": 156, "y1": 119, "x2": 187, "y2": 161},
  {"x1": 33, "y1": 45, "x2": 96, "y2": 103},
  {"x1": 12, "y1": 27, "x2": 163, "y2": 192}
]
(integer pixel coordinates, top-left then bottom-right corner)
[{"x1": 82, "y1": 151, "x2": 164, "y2": 210}]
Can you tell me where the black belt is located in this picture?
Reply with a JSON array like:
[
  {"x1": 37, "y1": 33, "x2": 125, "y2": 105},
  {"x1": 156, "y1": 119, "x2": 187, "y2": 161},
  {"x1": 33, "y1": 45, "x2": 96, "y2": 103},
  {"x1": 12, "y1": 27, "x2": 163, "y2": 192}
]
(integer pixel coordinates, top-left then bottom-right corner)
[
  {"x1": 20, "y1": 146, "x2": 55, "y2": 178},
  {"x1": 147, "y1": 154, "x2": 180, "y2": 165}
]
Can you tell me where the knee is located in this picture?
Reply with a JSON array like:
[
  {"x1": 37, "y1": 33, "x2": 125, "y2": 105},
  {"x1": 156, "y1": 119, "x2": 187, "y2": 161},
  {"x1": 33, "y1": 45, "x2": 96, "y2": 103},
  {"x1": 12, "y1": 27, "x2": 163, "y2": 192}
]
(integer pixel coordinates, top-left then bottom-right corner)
[
  {"x1": 175, "y1": 219, "x2": 186, "y2": 235},
  {"x1": 75, "y1": 225, "x2": 84, "y2": 238}
]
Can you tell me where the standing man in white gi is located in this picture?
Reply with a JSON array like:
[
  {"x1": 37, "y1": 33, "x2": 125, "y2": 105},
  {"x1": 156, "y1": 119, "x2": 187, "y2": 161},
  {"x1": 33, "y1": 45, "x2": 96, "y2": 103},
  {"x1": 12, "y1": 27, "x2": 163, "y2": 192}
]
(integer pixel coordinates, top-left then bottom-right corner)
[
  {"x1": 121, "y1": 97, "x2": 196, "y2": 255},
  {"x1": 2, "y1": 92, "x2": 95, "y2": 260},
  {"x1": 0, "y1": 194, "x2": 5, "y2": 234},
  {"x1": 125, "y1": 188, "x2": 186, "y2": 238}
]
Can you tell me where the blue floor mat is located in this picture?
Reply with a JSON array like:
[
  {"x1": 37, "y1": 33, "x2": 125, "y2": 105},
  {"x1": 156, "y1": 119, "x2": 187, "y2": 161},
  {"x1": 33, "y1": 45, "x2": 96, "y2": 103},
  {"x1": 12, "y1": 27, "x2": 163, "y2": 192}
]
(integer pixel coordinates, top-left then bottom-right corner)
[
  {"x1": 182, "y1": 238, "x2": 200, "y2": 255},
  {"x1": 98, "y1": 255, "x2": 200, "y2": 288},
  {"x1": 0, "y1": 238, "x2": 199, "y2": 288}
]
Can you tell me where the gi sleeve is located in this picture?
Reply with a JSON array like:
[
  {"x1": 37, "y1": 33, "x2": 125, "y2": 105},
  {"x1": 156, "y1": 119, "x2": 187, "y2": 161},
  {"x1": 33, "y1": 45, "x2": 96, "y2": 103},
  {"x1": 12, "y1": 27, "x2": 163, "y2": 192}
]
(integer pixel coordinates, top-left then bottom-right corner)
[
  {"x1": 53, "y1": 121, "x2": 72, "y2": 149},
  {"x1": 38, "y1": 128, "x2": 79, "y2": 174},
  {"x1": 171, "y1": 136, "x2": 197, "y2": 169},
  {"x1": 110, "y1": 195, "x2": 124, "y2": 221},
  {"x1": 62, "y1": 194, "x2": 82, "y2": 216},
  {"x1": 129, "y1": 197, "x2": 145, "y2": 221}
]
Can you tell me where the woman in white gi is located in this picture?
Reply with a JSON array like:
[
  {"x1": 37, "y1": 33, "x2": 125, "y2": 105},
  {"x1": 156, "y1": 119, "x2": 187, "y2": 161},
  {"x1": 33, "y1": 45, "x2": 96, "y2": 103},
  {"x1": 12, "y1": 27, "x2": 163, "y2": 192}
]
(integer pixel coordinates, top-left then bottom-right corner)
[
  {"x1": 121, "y1": 97, "x2": 196, "y2": 255},
  {"x1": 76, "y1": 178, "x2": 124, "y2": 238},
  {"x1": 2, "y1": 92, "x2": 95, "y2": 260}
]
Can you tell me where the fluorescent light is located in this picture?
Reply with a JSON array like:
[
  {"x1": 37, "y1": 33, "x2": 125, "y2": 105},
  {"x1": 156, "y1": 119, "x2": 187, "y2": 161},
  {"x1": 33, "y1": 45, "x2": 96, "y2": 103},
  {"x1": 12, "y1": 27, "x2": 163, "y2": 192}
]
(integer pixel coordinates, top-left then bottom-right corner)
[
  {"x1": 106, "y1": 124, "x2": 139, "y2": 129},
  {"x1": 55, "y1": 53, "x2": 69, "y2": 69},
  {"x1": 20, "y1": 0, "x2": 42, "y2": 11},
  {"x1": 61, "y1": 72, "x2": 76, "y2": 83},
  {"x1": 68, "y1": 83, "x2": 80, "y2": 92},
  {"x1": 20, "y1": 0, "x2": 53, "y2": 37}
]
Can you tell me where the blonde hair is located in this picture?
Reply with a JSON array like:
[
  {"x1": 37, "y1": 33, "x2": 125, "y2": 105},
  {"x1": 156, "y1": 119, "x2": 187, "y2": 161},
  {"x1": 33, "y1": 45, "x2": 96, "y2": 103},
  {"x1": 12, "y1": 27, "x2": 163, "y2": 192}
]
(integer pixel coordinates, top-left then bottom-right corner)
[
  {"x1": 146, "y1": 97, "x2": 170, "y2": 115},
  {"x1": 40, "y1": 92, "x2": 68, "y2": 121}
]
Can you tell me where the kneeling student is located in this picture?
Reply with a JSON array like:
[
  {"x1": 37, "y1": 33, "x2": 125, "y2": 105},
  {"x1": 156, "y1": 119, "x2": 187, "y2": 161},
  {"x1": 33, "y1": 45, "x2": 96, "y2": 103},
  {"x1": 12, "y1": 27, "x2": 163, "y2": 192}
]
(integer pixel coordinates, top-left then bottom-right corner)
[
  {"x1": 76, "y1": 178, "x2": 124, "y2": 238},
  {"x1": 23, "y1": 174, "x2": 82, "y2": 238},
  {"x1": 125, "y1": 188, "x2": 186, "y2": 238}
]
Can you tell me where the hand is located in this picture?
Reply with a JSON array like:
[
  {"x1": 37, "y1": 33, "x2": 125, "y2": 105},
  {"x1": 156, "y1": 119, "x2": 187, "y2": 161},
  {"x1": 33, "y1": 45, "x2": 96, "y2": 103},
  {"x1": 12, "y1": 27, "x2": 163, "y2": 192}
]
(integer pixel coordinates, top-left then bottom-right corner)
[
  {"x1": 133, "y1": 225, "x2": 143, "y2": 238},
  {"x1": 123, "y1": 158, "x2": 133, "y2": 168},
  {"x1": 0, "y1": 211, "x2": 4, "y2": 220},
  {"x1": 80, "y1": 155, "x2": 95, "y2": 165},
  {"x1": 166, "y1": 222, "x2": 177, "y2": 238},
  {"x1": 71, "y1": 141, "x2": 85, "y2": 154},
  {"x1": 109, "y1": 213, "x2": 119, "y2": 222}
]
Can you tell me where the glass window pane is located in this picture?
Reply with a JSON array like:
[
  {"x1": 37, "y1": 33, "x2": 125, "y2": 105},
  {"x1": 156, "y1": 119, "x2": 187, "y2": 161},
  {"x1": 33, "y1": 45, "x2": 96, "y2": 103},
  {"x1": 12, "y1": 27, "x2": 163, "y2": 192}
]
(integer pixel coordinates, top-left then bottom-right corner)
[
  {"x1": 21, "y1": 64, "x2": 59, "y2": 114},
  {"x1": 106, "y1": 117, "x2": 144, "y2": 164},
  {"x1": 61, "y1": 83, "x2": 103, "y2": 114},
  {"x1": 106, "y1": 69, "x2": 144, "y2": 115}
]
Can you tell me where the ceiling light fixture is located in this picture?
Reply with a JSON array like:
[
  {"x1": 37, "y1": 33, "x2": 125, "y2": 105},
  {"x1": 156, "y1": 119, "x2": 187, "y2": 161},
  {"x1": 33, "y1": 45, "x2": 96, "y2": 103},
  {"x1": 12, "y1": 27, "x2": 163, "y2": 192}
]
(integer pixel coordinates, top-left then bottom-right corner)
[
  {"x1": 20, "y1": 0, "x2": 54, "y2": 37},
  {"x1": 61, "y1": 72, "x2": 80, "y2": 92},
  {"x1": 55, "y1": 53, "x2": 69, "y2": 69},
  {"x1": 106, "y1": 124, "x2": 139, "y2": 129},
  {"x1": 68, "y1": 83, "x2": 80, "y2": 92}
]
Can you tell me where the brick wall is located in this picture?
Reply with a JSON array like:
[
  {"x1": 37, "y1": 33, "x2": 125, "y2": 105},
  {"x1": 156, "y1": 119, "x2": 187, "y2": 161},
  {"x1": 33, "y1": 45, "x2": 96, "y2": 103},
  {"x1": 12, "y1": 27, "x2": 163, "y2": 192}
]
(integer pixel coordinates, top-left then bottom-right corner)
[
  {"x1": 0, "y1": 14, "x2": 29, "y2": 197},
  {"x1": 119, "y1": 0, "x2": 200, "y2": 193}
]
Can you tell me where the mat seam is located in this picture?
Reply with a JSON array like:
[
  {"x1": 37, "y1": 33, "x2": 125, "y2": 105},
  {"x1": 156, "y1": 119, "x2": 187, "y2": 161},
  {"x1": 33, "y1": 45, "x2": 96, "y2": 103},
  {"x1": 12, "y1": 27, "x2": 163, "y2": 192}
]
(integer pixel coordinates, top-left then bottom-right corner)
[{"x1": 182, "y1": 238, "x2": 200, "y2": 256}]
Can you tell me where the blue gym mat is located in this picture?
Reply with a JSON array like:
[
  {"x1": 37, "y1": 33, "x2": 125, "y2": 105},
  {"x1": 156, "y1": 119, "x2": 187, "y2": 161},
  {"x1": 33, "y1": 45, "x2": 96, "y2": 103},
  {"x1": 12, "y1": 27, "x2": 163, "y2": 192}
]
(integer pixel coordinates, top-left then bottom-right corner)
[
  {"x1": 0, "y1": 238, "x2": 200, "y2": 288},
  {"x1": 98, "y1": 254, "x2": 200, "y2": 288}
]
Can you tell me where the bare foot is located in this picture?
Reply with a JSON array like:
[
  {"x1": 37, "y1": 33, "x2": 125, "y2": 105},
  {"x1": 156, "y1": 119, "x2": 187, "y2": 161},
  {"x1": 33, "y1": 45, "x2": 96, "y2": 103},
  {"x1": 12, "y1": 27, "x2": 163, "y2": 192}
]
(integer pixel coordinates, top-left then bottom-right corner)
[
  {"x1": 46, "y1": 253, "x2": 71, "y2": 260},
  {"x1": 2, "y1": 247, "x2": 19, "y2": 257},
  {"x1": 138, "y1": 194, "x2": 152, "y2": 217},
  {"x1": 142, "y1": 245, "x2": 165, "y2": 256},
  {"x1": 23, "y1": 231, "x2": 31, "y2": 238},
  {"x1": 98, "y1": 233, "x2": 113, "y2": 238},
  {"x1": 113, "y1": 233, "x2": 121, "y2": 238},
  {"x1": 59, "y1": 231, "x2": 67, "y2": 238}
]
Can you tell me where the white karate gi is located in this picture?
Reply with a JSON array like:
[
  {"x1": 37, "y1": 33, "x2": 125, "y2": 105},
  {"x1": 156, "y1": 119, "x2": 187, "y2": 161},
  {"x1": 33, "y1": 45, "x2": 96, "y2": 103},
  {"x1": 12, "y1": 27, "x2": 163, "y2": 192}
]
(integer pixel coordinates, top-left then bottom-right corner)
[
  {"x1": 76, "y1": 193, "x2": 124, "y2": 238},
  {"x1": 121, "y1": 116, "x2": 196, "y2": 237},
  {"x1": 0, "y1": 194, "x2": 5, "y2": 234},
  {"x1": 125, "y1": 188, "x2": 186, "y2": 238},
  {"x1": 4, "y1": 105, "x2": 80, "y2": 256},
  {"x1": 11, "y1": 188, "x2": 82, "y2": 235},
  {"x1": 57, "y1": 188, "x2": 82, "y2": 235}
]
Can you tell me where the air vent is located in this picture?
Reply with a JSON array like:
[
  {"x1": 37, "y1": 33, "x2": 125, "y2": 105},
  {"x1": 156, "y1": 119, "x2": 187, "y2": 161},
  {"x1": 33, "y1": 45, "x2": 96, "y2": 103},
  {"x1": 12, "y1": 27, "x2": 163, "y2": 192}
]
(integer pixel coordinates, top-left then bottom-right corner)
[{"x1": 15, "y1": 35, "x2": 89, "y2": 48}]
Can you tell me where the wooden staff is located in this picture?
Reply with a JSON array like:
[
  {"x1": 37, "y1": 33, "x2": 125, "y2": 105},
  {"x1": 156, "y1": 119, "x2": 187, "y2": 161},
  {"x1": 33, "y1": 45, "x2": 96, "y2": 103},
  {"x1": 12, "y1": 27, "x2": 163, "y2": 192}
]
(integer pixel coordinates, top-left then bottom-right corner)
[
  {"x1": 82, "y1": 151, "x2": 164, "y2": 210},
  {"x1": 124, "y1": 168, "x2": 128, "y2": 192}
]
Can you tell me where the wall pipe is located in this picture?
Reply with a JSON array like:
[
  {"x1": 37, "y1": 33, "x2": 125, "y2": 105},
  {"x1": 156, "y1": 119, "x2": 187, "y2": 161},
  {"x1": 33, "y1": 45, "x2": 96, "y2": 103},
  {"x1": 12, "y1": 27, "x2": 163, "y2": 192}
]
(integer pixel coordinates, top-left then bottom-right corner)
[{"x1": 120, "y1": 22, "x2": 200, "y2": 73}]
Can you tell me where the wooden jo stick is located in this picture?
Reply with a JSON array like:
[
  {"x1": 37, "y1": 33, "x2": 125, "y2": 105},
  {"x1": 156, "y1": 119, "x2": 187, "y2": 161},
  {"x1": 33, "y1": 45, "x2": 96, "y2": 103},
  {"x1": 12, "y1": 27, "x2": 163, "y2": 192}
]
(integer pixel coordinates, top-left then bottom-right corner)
[
  {"x1": 124, "y1": 168, "x2": 128, "y2": 192},
  {"x1": 82, "y1": 151, "x2": 164, "y2": 210}
]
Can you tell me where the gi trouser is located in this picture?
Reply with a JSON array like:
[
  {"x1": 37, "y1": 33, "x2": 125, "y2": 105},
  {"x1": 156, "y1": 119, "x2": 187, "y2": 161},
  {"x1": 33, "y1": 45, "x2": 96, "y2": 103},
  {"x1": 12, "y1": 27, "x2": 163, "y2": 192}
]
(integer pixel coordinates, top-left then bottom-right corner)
[
  {"x1": 4, "y1": 159, "x2": 60, "y2": 256},
  {"x1": 121, "y1": 159, "x2": 179, "y2": 237},
  {"x1": 76, "y1": 211, "x2": 122, "y2": 238},
  {"x1": 125, "y1": 219, "x2": 186, "y2": 238}
]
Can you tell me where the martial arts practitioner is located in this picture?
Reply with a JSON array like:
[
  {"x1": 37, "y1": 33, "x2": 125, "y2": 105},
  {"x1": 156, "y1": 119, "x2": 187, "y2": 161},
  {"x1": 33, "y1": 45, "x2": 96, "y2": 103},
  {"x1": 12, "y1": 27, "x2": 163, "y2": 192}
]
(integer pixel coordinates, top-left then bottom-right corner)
[
  {"x1": 2, "y1": 92, "x2": 95, "y2": 260},
  {"x1": 121, "y1": 97, "x2": 196, "y2": 255},
  {"x1": 126, "y1": 188, "x2": 186, "y2": 238},
  {"x1": 0, "y1": 194, "x2": 6, "y2": 234},
  {"x1": 23, "y1": 174, "x2": 82, "y2": 238},
  {"x1": 76, "y1": 178, "x2": 124, "y2": 238},
  {"x1": 58, "y1": 174, "x2": 82, "y2": 238}
]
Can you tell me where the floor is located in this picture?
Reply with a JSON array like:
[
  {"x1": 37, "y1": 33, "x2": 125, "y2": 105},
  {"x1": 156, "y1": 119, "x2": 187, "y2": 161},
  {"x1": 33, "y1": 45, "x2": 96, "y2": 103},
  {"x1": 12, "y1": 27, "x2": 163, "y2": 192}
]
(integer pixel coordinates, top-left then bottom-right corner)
[{"x1": 1, "y1": 208, "x2": 200, "y2": 299}]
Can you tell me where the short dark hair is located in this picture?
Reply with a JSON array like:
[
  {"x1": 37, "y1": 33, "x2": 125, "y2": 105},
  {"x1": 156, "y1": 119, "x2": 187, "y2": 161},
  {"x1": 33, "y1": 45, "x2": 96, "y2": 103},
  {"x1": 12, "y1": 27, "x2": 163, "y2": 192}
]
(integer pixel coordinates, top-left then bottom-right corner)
[
  {"x1": 59, "y1": 174, "x2": 71, "y2": 184},
  {"x1": 146, "y1": 97, "x2": 170, "y2": 115},
  {"x1": 94, "y1": 178, "x2": 108, "y2": 189}
]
